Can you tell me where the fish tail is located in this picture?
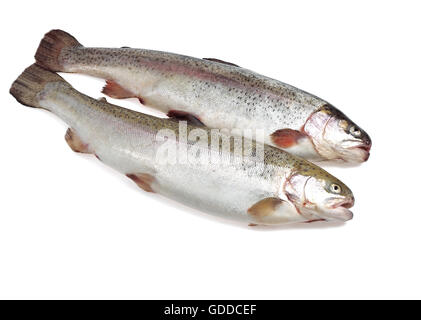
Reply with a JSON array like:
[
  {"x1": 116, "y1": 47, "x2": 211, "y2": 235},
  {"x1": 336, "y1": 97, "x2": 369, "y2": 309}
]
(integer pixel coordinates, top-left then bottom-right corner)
[
  {"x1": 10, "y1": 64, "x2": 66, "y2": 108},
  {"x1": 35, "y1": 29, "x2": 82, "y2": 72}
]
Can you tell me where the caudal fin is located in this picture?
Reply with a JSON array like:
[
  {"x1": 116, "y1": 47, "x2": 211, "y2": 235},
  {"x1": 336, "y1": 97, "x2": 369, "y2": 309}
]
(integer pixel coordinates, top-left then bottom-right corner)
[
  {"x1": 10, "y1": 64, "x2": 66, "y2": 108},
  {"x1": 35, "y1": 29, "x2": 82, "y2": 72}
]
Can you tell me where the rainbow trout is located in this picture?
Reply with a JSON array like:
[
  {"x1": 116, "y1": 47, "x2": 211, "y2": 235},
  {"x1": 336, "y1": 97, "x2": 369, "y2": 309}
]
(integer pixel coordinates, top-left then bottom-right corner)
[
  {"x1": 10, "y1": 64, "x2": 355, "y2": 226},
  {"x1": 35, "y1": 29, "x2": 371, "y2": 163}
]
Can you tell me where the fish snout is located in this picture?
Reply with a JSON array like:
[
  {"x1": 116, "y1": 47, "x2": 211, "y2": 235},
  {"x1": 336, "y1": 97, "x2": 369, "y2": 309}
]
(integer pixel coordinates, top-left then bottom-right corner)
[
  {"x1": 323, "y1": 196, "x2": 355, "y2": 222},
  {"x1": 345, "y1": 138, "x2": 372, "y2": 162},
  {"x1": 352, "y1": 131, "x2": 372, "y2": 161}
]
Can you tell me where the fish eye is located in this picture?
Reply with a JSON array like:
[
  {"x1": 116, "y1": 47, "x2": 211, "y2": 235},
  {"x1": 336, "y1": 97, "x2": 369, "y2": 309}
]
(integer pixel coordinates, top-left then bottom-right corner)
[
  {"x1": 330, "y1": 183, "x2": 342, "y2": 194},
  {"x1": 349, "y1": 125, "x2": 361, "y2": 137}
]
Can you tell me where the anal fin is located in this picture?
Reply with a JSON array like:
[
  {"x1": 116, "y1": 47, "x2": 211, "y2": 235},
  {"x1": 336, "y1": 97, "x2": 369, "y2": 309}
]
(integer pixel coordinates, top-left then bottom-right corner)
[
  {"x1": 102, "y1": 80, "x2": 136, "y2": 99},
  {"x1": 65, "y1": 128, "x2": 92, "y2": 154},
  {"x1": 167, "y1": 110, "x2": 205, "y2": 126},
  {"x1": 126, "y1": 173, "x2": 156, "y2": 193}
]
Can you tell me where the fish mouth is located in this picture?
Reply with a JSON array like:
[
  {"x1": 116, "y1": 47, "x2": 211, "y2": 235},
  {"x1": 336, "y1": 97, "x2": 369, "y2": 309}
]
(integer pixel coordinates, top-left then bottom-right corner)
[
  {"x1": 346, "y1": 143, "x2": 371, "y2": 162},
  {"x1": 329, "y1": 206, "x2": 353, "y2": 221},
  {"x1": 324, "y1": 198, "x2": 355, "y2": 221},
  {"x1": 356, "y1": 145, "x2": 371, "y2": 161}
]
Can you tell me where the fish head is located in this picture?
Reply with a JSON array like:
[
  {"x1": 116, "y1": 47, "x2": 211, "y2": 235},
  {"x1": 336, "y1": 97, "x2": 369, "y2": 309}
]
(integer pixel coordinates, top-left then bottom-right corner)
[
  {"x1": 303, "y1": 104, "x2": 371, "y2": 162},
  {"x1": 283, "y1": 166, "x2": 354, "y2": 222}
]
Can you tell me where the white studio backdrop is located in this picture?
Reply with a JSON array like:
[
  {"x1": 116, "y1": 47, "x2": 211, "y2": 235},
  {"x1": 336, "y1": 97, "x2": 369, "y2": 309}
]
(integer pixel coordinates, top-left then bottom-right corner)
[{"x1": 0, "y1": 0, "x2": 420, "y2": 299}]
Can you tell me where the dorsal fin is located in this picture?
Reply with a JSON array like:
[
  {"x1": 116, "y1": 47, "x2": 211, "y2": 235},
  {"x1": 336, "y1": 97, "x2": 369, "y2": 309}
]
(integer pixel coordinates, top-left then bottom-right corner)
[{"x1": 203, "y1": 58, "x2": 239, "y2": 67}]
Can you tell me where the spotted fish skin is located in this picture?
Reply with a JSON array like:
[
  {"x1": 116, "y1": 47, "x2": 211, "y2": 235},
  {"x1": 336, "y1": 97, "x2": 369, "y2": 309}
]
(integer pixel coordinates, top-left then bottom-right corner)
[
  {"x1": 60, "y1": 47, "x2": 323, "y2": 129},
  {"x1": 34, "y1": 29, "x2": 340, "y2": 160},
  {"x1": 10, "y1": 65, "x2": 354, "y2": 226}
]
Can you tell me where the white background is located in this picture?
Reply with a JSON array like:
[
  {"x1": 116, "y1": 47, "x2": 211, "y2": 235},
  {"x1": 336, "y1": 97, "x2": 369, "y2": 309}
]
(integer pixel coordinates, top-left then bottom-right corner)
[{"x1": 1, "y1": 0, "x2": 420, "y2": 299}]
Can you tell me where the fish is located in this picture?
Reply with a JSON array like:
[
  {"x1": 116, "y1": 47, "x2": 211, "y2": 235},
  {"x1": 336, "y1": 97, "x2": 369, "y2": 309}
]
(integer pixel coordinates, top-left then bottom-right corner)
[
  {"x1": 34, "y1": 29, "x2": 372, "y2": 163},
  {"x1": 9, "y1": 64, "x2": 355, "y2": 226}
]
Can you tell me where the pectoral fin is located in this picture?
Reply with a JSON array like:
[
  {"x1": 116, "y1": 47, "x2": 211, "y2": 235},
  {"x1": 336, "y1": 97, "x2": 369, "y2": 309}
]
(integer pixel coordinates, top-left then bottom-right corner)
[
  {"x1": 247, "y1": 197, "x2": 304, "y2": 225},
  {"x1": 248, "y1": 197, "x2": 285, "y2": 219},
  {"x1": 271, "y1": 129, "x2": 307, "y2": 148},
  {"x1": 167, "y1": 110, "x2": 205, "y2": 126}
]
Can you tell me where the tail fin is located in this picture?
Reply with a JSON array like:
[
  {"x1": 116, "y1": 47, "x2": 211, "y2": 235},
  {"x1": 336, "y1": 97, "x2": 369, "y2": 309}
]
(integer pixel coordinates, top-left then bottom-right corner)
[
  {"x1": 35, "y1": 29, "x2": 82, "y2": 72},
  {"x1": 10, "y1": 64, "x2": 67, "y2": 108}
]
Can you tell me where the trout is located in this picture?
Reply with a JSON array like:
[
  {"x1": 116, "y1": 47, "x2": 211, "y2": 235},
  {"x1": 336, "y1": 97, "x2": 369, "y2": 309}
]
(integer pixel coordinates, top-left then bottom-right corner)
[
  {"x1": 35, "y1": 29, "x2": 371, "y2": 163},
  {"x1": 10, "y1": 64, "x2": 355, "y2": 226}
]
